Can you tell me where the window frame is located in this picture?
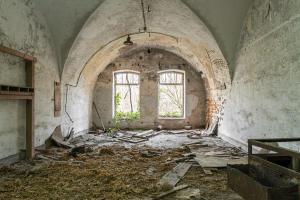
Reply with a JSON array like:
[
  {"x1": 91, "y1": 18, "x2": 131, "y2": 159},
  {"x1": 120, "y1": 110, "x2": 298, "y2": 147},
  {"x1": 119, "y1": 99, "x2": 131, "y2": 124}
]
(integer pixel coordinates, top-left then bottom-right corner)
[
  {"x1": 157, "y1": 69, "x2": 186, "y2": 120},
  {"x1": 112, "y1": 70, "x2": 140, "y2": 118}
]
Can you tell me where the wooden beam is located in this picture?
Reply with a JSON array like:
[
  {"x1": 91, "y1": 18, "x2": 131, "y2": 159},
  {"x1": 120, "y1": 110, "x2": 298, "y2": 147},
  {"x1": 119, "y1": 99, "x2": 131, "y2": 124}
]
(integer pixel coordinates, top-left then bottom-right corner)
[
  {"x1": 0, "y1": 45, "x2": 36, "y2": 62},
  {"x1": 0, "y1": 94, "x2": 33, "y2": 100},
  {"x1": 254, "y1": 138, "x2": 300, "y2": 142},
  {"x1": 54, "y1": 82, "x2": 61, "y2": 117},
  {"x1": 249, "y1": 139, "x2": 300, "y2": 160},
  {"x1": 26, "y1": 60, "x2": 35, "y2": 159},
  {"x1": 26, "y1": 99, "x2": 34, "y2": 159},
  {"x1": 25, "y1": 60, "x2": 35, "y2": 87}
]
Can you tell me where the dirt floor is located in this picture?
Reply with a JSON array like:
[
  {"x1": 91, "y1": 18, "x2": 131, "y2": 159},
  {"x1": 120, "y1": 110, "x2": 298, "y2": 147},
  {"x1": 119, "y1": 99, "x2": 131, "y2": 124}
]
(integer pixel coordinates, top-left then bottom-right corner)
[{"x1": 0, "y1": 132, "x2": 245, "y2": 200}]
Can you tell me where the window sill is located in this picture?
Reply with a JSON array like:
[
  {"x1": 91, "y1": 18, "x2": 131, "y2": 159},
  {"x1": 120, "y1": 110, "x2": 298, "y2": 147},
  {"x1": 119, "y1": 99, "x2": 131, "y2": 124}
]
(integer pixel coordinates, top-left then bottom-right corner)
[{"x1": 158, "y1": 117, "x2": 186, "y2": 120}]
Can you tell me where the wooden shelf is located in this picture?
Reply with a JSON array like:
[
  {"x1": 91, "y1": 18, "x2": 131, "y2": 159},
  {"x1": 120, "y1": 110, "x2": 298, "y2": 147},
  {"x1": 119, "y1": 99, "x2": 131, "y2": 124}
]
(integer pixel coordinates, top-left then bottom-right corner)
[
  {"x1": 0, "y1": 85, "x2": 34, "y2": 96},
  {"x1": 0, "y1": 94, "x2": 33, "y2": 100},
  {"x1": 0, "y1": 45, "x2": 36, "y2": 160}
]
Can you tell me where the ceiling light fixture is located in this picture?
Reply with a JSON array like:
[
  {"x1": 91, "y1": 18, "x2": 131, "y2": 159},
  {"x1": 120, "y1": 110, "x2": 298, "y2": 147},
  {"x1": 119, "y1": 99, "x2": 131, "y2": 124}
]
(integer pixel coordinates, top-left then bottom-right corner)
[{"x1": 123, "y1": 35, "x2": 133, "y2": 45}]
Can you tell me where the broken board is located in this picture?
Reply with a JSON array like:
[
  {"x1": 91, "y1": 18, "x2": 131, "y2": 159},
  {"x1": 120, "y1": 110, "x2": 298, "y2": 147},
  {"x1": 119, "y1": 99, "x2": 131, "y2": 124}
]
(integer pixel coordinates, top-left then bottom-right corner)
[
  {"x1": 228, "y1": 156, "x2": 248, "y2": 165},
  {"x1": 153, "y1": 184, "x2": 189, "y2": 200},
  {"x1": 158, "y1": 163, "x2": 192, "y2": 187},
  {"x1": 118, "y1": 137, "x2": 148, "y2": 143},
  {"x1": 50, "y1": 126, "x2": 74, "y2": 148},
  {"x1": 134, "y1": 130, "x2": 165, "y2": 139},
  {"x1": 194, "y1": 155, "x2": 229, "y2": 168}
]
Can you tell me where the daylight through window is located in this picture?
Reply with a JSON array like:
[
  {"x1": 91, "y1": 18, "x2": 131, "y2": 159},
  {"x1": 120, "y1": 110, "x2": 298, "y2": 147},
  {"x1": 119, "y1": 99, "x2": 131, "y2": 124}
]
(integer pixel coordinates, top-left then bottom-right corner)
[
  {"x1": 113, "y1": 71, "x2": 140, "y2": 120},
  {"x1": 158, "y1": 70, "x2": 185, "y2": 118}
]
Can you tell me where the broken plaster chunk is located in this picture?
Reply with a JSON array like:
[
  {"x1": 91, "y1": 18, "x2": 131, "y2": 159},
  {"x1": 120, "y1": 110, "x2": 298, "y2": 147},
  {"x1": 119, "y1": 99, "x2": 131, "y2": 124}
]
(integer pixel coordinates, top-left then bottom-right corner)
[
  {"x1": 146, "y1": 166, "x2": 156, "y2": 176},
  {"x1": 98, "y1": 148, "x2": 115, "y2": 156},
  {"x1": 122, "y1": 155, "x2": 132, "y2": 161},
  {"x1": 140, "y1": 150, "x2": 161, "y2": 158},
  {"x1": 173, "y1": 188, "x2": 201, "y2": 200}
]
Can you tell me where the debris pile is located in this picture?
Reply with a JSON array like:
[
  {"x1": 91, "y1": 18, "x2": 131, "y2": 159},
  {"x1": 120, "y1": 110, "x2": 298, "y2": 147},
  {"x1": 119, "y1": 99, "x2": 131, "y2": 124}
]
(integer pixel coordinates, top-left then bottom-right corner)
[{"x1": 0, "y1": 128, "x2": 246, "y2": 200}]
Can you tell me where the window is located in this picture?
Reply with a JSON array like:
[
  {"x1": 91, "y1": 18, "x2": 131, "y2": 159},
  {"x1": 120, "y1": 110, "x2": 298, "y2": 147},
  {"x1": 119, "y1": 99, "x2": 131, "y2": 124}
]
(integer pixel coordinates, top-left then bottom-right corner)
[
  {"x1": 158, "y1": 70, "x2": 185, "y2": 118},
  {"x1": 113, "y1": 70, "x2": 140, "y2": 120}
]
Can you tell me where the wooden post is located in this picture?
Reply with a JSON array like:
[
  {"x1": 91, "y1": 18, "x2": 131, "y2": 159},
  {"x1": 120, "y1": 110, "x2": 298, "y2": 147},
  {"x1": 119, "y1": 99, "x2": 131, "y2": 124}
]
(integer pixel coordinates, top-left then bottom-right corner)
[
  {"x1": 26, "y1": 100, "x2": 34, "y2": 159},
  {"x1": 248, "y1": 140, "x2": 253, "y2": 155},
  {"x1": 292, "y1": 158, "x2": 300, "y2": 172},
  {"x1": 54, "y1": 81, "x2": 61, "y2": 117},
  {"x1": 25, "y1": 60, "x2": 35, "y2": 159}
]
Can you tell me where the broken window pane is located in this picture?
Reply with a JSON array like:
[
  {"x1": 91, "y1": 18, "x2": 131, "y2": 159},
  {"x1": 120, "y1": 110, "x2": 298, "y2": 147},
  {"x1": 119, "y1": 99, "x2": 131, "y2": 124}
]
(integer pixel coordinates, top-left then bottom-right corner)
[
  {"x1": 114, "y1": 71, "x2": 140, "y2": 119},
  {"x1": 158, "y1": 71, "x2": 185, "y2": 118}
]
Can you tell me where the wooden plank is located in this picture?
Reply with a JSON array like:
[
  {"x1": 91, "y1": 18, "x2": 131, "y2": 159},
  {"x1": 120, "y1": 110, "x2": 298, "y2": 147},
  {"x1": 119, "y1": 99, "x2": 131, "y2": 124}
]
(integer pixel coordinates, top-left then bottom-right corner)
[
  {"x1": 250, "y1": 155, "x2": 300, "y2": 180},
  {"x1": 0, "y1": 85, "x2": 34, "y2": 96},
  {"x1": 205, "y1": 118, "x2": 218, "y2": 135},
  {"x1": 249, "y1": 140, "x2": 300, "y2": 160},
  {"x1": 0, "y1": 45, "x2": 36, "y2": 61},
  {"x1": 26, "y1": 60, "x2": 35, "y2": 159},
  {"x1": 194, "y1": 155, "x2": 229, "y2": 168},
  {"x1": 26, "y1": 100, "x2": 34, "y2": 159},
  {"x1": 0, "y1": 91, "x2": 33, "y2": 96},
  {"x1": 133, "y1": 130, "x2": 165, "y2": 139},
  {"x1": 158, "y1": 163, "x2": 192, "y2": 187},
  {"x1": 228, "y1": 157, "x2": 248, "y2": 165},
  {"x1": 51, "y1": 126, "x2": 74, "y2": 148},
  {"x1": 253, "y1": 138, "x2": 300, "y2": 142},
  {"x1": 154, "y1": 185, "x2": 189, "y2": 200},
  {"x1": 25, "y1": 60, "x2": 34, "y2": 87},
  {"x1": 0, "y1": 94, "x2": 33, "y2": 100},
  {"x1": 54, "y1": 81, "x2": 61, "y2": 117},
  {"x1": 135, "y1": 129, "x2": 154, "y2": 137},
  {"x1": 118, "y1": 137, "x2": 148, "y2": 143},
  {"x1": 228, "y1": 164, "x2": 299, "y2": 200}
]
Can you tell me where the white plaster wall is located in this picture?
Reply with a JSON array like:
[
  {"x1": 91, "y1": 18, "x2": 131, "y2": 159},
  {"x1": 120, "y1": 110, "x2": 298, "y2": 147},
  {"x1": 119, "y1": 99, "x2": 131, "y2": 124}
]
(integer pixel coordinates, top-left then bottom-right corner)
[
  {"x1": 219, "y1": 0, "x2": 300, "y2": 150},
  {"x1": 0, "y1": 0, "x2": 60, "y2": 159},
  {"x1": 32, "y1": 0, "x2": 105, "y2": 72}
]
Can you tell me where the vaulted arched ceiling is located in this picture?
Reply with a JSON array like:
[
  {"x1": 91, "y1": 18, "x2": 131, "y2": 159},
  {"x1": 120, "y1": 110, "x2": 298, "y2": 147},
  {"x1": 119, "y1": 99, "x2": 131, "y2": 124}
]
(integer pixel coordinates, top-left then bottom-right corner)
[
  {"x1": 32, "y1": 0, "x2": 252, "y2": 74},
  {"x1": 58, "y1": 0, "x2": 233, "y2": 134}
]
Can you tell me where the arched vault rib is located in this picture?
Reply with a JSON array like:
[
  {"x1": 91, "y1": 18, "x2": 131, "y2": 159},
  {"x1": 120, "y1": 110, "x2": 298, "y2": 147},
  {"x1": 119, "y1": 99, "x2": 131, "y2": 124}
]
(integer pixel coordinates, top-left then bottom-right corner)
[{"x1": 61, "y1": 0, "x2": 231, "y2": 134}]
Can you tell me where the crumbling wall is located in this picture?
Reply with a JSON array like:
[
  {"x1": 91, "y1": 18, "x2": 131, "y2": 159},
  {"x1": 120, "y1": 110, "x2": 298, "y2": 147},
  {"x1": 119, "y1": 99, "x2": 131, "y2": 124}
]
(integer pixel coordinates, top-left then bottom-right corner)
[
  {"x1": 93, "y1": 49, "x2": 206, "y2": 129},
  {"x1": 0, "y1": 0, "x2": 60, "y2": 160},
  {"x1": 219, "y1": 0, "x2": 300, "y2": 149}
]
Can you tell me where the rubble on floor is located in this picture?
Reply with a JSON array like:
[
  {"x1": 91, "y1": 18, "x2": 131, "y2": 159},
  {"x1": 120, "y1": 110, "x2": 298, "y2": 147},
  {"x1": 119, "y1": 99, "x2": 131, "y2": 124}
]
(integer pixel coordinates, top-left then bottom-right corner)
[{"x1": 0, "y1": 129, "x2": 246, "y2": 200}]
